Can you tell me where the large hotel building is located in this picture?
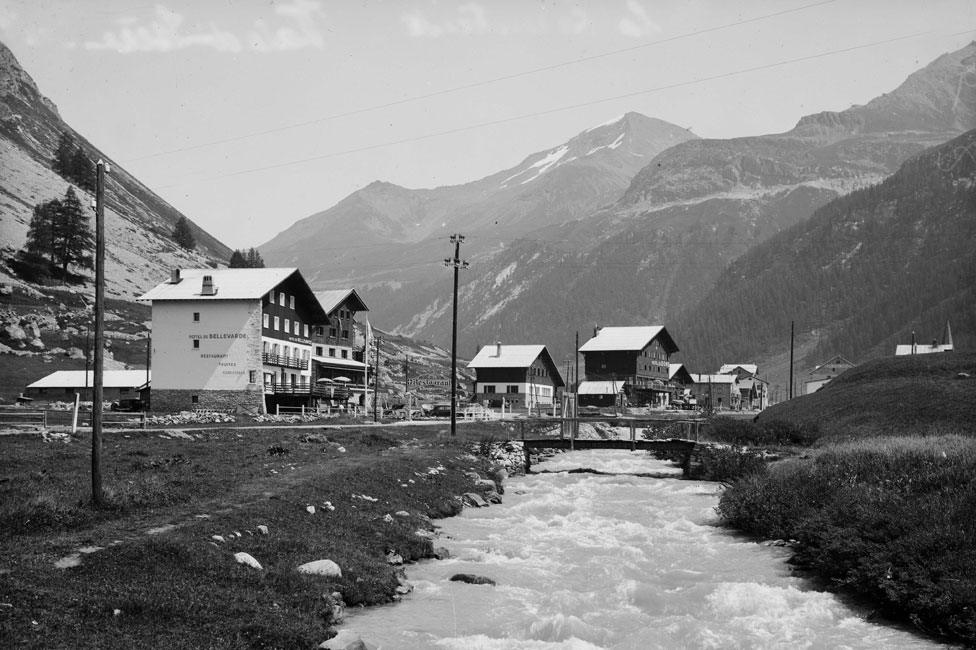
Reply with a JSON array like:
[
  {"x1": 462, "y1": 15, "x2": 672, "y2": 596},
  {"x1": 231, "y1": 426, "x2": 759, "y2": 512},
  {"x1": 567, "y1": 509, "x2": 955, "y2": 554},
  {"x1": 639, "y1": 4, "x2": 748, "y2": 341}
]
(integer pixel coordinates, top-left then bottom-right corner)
[{"x1": 139, "y1": 268, "x2": 369, "y2": 413}]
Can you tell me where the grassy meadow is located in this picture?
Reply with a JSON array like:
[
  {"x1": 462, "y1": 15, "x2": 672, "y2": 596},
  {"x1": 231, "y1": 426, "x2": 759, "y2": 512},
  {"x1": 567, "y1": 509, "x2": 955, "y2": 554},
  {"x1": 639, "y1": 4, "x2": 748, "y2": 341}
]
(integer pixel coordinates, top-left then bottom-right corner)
[{"x1": 0, "y1": 422, "x2": 514, "y2": 648}]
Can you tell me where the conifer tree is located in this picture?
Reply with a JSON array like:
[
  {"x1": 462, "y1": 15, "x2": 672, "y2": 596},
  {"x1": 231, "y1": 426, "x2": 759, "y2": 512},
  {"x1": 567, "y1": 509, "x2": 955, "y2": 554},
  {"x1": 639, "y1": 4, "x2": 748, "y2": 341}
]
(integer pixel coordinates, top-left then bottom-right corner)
[
  {"x1": 22, "y1": 187, "x2": 94, "y2": 280},
  {"x1": 245, "y1": 247, "x2": 265, "y2": 268},
  {"x1": 173, "y1": 216, "x2": 196, "y2": 251},
  {"x1": 228, "y1": 249, "x2": 246, "y2": 267}
]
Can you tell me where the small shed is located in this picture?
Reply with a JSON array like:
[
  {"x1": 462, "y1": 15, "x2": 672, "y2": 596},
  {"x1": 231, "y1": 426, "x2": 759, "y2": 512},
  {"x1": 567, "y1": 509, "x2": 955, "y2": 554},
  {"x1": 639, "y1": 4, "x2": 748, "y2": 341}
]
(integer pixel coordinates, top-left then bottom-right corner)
[{"x1": 25, "y1": 370, "x2": 151, "y2": 402}]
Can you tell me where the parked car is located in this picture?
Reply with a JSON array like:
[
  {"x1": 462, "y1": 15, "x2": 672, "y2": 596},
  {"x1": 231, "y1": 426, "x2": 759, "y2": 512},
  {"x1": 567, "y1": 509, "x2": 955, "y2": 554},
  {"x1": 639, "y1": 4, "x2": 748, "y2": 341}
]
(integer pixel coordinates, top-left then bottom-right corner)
[
  {"x1": 428, "y1": 403, "x2": 452, "y2": 417},
  {"x1": 111, "y1": 398, "x2": 146, "y2": 412}
]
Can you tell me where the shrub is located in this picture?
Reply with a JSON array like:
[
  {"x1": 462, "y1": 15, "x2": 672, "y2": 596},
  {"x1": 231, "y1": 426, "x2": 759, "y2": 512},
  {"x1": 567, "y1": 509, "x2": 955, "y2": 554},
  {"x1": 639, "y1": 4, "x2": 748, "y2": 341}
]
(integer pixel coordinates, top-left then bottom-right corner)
[{"x1": 685, "y1": 446, "x2": 769, "y2": 483}]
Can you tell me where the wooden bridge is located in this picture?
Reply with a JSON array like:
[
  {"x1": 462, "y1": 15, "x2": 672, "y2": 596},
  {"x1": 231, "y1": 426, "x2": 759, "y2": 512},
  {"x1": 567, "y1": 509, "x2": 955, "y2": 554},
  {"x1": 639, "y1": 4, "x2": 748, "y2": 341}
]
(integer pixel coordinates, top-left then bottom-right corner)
[{"x1": 512, "y1": 415, "x2": 704, "y2": 474}]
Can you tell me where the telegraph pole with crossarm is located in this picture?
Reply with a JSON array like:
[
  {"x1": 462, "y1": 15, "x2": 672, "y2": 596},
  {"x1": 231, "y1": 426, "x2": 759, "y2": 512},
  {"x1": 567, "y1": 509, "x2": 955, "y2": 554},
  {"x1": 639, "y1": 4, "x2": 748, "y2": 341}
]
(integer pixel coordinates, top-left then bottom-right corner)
[{"x1": 444, "y1": 234, "x2": 469, "y2": 436}]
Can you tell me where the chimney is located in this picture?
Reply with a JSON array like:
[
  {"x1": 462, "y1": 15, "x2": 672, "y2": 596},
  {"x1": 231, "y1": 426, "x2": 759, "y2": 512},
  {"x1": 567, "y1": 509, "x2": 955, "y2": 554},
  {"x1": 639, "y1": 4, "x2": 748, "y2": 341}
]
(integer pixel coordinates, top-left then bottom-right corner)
[
  {"x1": 495, "y1": 341, "x2": 502, "y2": 357},
  {"x1": 169, "y1": 269, "x2": 181, "y2": 284},
  {"x1": 594, "y1": 324, "x2": 601, "y2": 338},
  {"x1": 201, "y1": 275, "x2": 216, "y2": 296}
]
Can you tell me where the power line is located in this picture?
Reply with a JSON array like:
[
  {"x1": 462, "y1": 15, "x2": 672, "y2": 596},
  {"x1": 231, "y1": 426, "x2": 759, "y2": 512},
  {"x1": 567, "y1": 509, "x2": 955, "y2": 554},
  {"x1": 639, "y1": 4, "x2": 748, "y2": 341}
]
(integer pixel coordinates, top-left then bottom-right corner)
[
  {"x1": 155, "y1": 27, "x2": 965, "y2": 190},
  {"x1": 124, "y1": 0, "x2": 837, "y2": 163}
]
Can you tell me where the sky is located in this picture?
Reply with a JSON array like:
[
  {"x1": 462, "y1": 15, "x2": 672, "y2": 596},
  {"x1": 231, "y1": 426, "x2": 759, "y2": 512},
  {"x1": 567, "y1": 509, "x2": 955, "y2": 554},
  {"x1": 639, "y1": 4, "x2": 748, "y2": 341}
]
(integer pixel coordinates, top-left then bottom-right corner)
[{"x1": 1, "y1": 0, "x2": 975, "y2": 250}]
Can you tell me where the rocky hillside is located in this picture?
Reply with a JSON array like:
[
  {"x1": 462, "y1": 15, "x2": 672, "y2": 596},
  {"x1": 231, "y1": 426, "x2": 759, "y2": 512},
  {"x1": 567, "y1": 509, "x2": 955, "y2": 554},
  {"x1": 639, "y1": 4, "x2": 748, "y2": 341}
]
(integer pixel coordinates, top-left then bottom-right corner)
[
  {"x1": 0, "y1": 40, "x2": 230, "y2": 300},
  {"x1": 671, "y1": 128, "x2": 976, "y2": 391},
  {"x1": 265, "y1": 42, "x2": 976, "y2": 368}
]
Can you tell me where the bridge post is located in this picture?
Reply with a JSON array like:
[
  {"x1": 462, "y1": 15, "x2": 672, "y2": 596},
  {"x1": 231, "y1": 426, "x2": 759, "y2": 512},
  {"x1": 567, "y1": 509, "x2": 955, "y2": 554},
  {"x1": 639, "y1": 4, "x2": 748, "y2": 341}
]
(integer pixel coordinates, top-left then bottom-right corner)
[
  {"x1": 523, "y1": 443, "x2": 531, "y2": 474},
  {"x1": 630, "y1": 419, "x2": 636, "y2": 451}
]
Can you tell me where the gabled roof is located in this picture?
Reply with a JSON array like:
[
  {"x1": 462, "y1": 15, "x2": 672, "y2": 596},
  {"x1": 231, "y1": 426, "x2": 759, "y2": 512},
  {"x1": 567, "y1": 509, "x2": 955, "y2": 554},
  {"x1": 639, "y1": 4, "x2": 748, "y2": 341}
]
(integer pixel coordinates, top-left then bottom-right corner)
[
  {"x1": 668, "y1": 363, "x2": 694, "y2": 384},
  {"x1": 718, "y1": 363, "x2": 758, "y2": 376},
  {"x1": 895, "y1": 344, "x2": 954, "y2": 355},
  {"x1": 690, "y1": 373, "x2": 738, "y2": 385},
  {"x1": 139, "y1": 268, "x2": 296, "y2": 301},
  {"x1": 314, "y1": 289, "x2": 369, "y2": 314},
  {"x1": 578, "y1": 326, "x2": 678, "y2": 354},
  {"x1": 139, "y1": 268, "x2": 327, "y2": 321},
  {"x1": 28, "y1": 370, "x2": 150, "y2": 389},
  {"x1": 808, "y1": 355, "x2": 856, "y2": 374},
  {"x1": 467, "y1": 344, "x2": 564, "y2": 386}
]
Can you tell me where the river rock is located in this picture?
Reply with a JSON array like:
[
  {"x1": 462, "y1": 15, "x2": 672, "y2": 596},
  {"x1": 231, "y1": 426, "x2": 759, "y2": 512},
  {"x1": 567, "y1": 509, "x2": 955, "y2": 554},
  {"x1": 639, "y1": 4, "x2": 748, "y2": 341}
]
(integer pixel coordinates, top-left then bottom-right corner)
[
  {"x1": 256, "y1": 525, "x2": 269, "y2": 535},
  {"x1": 427, "y1": 496, "x2": 463, "y2": 518},
  {"x1": 319, "y1": 630, "x2": 377, "y2": 650},
  {"x1": 234, "y1": 552, "x2": 262, "y2": 570},
  {"x1": 432, "y1": 547, "x2": 451, "y2": 560},
  {"x1": 298, "y1": 559, "x2": 342, "y2": 578},
  {"x1": 2, "y1": 323, "x2": 26, "y2": 343},
  {"x1": 449, "y1": 573, "x2": 496, "y2": 586},
  {"x1": 462, "y1": 492, "x2": 489, "y2": 508}
]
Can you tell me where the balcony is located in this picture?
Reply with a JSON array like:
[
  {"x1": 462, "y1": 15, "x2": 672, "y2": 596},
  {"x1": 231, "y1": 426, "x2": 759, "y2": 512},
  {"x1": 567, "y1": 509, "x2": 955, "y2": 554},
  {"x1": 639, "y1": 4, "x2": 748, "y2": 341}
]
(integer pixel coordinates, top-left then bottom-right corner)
[{"x1": 262, "y1": 352, "x2": 309, "y2": 370}]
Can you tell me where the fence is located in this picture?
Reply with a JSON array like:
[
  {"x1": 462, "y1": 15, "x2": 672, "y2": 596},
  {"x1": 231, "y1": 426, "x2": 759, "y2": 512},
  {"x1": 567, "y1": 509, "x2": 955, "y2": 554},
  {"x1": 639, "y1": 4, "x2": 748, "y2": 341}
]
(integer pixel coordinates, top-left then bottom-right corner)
[{"x1": 0, "y1": 410, "x2": 47, "y2": 429}]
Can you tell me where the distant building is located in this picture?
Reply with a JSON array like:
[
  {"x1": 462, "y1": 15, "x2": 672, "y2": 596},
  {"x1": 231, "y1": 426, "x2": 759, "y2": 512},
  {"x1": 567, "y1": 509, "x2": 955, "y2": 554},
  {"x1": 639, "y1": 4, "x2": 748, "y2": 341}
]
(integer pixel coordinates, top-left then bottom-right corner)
[
  {"x1": 25, "y1": 370, "x2": 150, "y2": 403},
  {"x1": 803, "y1": 355, "x2": 855, "y2": 395},
  {"x1": 690, "y1": 373, "x2": 741, "y2": 411},
  {"x1": 467, "y1": 343, "x2": 563, "y2": 410},
  {"x1": 139, "y1": 268, "x2": 328, "y2": 413},
  {"x1": 895, "y1": 321, "x2": 954, "y2": 356},
  {"x1": 578, "y1": 326, "x2": 679, "y2": 407},
  {"x1": 717, "y1": 363, "x2": 768, "y2": 410},
  {"x1": 312, "y1": 289, "x2": 370, "y2": 407}
]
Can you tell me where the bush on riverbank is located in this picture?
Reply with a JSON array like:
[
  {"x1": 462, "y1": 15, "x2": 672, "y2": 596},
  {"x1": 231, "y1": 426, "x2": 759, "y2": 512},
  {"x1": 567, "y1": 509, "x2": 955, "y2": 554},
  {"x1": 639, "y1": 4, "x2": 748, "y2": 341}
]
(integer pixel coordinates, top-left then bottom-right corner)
[
  {"x1": 703, "y1": 415, "x2": 819, "y2": 447},
  {"x1": 718, "y1": 435, "x2": 976, "y2": 644},
  {"x1": 683, "y1": 445, "x2": 769, "y2": 482}
]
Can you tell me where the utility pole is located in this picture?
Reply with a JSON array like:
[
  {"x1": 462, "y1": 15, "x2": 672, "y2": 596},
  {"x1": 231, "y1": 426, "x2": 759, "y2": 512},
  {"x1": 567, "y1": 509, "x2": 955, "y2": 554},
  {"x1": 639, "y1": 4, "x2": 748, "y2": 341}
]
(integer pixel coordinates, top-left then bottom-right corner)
[
  {"x1": 444, "y1": 234, "x2": 468, "y2": 436},
  {"x1": 403, "y1": 354, "x2": 410, "y2": 420},
  {"x1": 789, "y1": 320, "x2": 795, "y2": 400},
  {"x1": 91, "y1": 159, "x2": 109, "y2": 508},
  {"x1": 373, "y1": 336, "x2": 381, "y2": 422},
  {"x1": 145, "y1": 334, "x2": 151, "y2": 411}
]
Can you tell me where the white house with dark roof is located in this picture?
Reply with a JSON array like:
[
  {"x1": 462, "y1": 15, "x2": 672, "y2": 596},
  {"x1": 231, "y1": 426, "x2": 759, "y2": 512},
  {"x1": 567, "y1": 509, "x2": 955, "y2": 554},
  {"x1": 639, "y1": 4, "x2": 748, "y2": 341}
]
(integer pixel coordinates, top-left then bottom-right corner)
[
  {"x1": 467, "y1": 343, "x2": 563, "y2": 410},
  {"x1": 139, "y1": 268, "x2": 328, "y2": 413}
]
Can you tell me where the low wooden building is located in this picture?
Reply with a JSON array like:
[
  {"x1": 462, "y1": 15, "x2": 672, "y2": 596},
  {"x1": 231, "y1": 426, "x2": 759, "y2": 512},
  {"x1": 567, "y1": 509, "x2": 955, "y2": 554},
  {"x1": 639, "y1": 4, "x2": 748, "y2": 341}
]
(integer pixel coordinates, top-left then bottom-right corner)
[
  {"x1": 467, "y1": 343, "x2": 563, "y2": 410},
  {"x1": 25, "y1": 370, "x2": 150, "y2": 403},
  {"x1": 718, "y1": 363, "x2": 768, "y2": 410},
  {"x1": 803, "y1": 355, "x2": 855, "y2": 395},
  {"x1": 690, "y1": 373, "x2": 741, "y2": 411}
]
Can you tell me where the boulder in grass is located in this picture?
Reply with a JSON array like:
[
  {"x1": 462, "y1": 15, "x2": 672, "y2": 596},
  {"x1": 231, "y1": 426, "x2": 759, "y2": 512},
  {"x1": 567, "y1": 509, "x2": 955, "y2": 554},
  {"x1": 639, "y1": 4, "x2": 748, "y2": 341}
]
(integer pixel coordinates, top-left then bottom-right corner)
[
  {"x1": 318, "y1": 630, "x2": 377, "y2": 649},
  {"x1": 234, "y1": 552, "x2": 262, "y2": 570},
  {"x1": 298, "y1": 559, "x2": 342, "y2": 578},
  {"x1": 256, "y1": 525, "x2": 269, "y2": 535},
  {"x1": 450, "y1": 573, "x2": 496, "y2": 586}
]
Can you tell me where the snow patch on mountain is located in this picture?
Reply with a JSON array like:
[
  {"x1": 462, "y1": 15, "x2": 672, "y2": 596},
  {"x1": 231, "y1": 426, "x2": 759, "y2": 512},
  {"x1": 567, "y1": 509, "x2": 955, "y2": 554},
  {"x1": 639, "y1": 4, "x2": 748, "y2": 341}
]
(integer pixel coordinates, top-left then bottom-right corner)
[
  {"x1": 584, "y1": 114, "x2": 625, "y2": 133},
  {"x1": 586, "y1": 133, "x2": 625, "y2": 156},
  {"x1": 501, "y1": 145, "x2": 571, "y2": 187},
  {"x1": 493, "y1": 262, "x2": 517, "y2": 288}
]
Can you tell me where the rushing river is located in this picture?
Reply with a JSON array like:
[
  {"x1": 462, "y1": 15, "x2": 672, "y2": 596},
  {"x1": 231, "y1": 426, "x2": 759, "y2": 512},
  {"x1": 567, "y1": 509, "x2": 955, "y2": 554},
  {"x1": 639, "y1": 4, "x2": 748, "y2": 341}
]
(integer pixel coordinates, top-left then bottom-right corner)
[{"x1": 338, "y1": 450, "x2": 941, "y2": 649}]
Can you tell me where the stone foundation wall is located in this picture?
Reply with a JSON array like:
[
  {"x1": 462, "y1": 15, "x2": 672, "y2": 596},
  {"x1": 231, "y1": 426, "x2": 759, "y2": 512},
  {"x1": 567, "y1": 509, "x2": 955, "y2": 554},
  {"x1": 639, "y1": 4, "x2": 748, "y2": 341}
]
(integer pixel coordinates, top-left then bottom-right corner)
[{"x1": 150, "y1": 388, "x2": 264, "y2": 414}]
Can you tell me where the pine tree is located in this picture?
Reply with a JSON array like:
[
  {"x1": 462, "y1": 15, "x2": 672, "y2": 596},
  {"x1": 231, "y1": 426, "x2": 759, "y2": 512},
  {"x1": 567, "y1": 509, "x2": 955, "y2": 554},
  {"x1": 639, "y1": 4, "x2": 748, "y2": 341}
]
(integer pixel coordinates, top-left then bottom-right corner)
[
  {"x1": 245, "y1": 247, "x2": 265, "y2": 268},
  {"x1": 228, "y1": 249, "x2": 246, "y2": 267},
  {"x1": 55, "y1": 187, "x2": 94, "y2": 279},
  {"x1": 22, "y1": 187, "x2": 94, "y2": 281},
  {"x1": 70, "y1": 147, "x2": 96, "y2": 192},
  {"x1": 173, "y1": 216, "x2": 196, "y2": 251},
  {"x1": 52, "y1": 132, "x2": 74, "y2": 178}
]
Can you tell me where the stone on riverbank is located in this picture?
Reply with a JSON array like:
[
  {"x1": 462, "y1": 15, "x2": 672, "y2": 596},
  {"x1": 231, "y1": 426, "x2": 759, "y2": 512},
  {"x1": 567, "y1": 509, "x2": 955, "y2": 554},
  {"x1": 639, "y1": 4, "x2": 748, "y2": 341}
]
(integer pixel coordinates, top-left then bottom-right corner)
[
  {"x1": 318, "y1": 630, "x2": 377, "y2": 649},
  {"x1": 234, "y1": 552, "x2": 262, "y2": 570},
  {"x1": 462, "y1": 492, "x2": 489, "y2": 508},
  {"x1": 298, "y1": 559, "x2": 342, "y2": 578}
]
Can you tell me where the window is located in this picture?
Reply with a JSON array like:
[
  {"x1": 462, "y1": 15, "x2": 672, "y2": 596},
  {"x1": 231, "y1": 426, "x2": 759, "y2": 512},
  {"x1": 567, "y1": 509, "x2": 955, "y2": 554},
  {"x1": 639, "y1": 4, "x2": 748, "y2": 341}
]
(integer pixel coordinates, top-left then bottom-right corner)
[
  {"x1": 315, "y1": 346, "x2": 323, "y2": 356},
  {"x1": 329, "y1": 348, "x2": 335, "y2": 357},
  {"x1": 294, "y1": 321, "x2": 300, "y2": 335},
  {"x1": 329, "y1": 327, "x2": 337, "y2": 337},
  {"x1": 314, "y1": 326, "x2": 324, "y2": 336},
  {"x1": 289, "y1": 295, "x2": 295, "y2": 309},
  {"x1": 507, "y1": 385, "x2": 519, "y2": 393},
  {"x1": 341, "y1": 329, "x2": 349, "y2": 339},
  {"x1": 273, "y1": 316, "x2": 280, "y2": 330},
  {"x1": 304, "y1": 324, "x2": 309, "y2": 338},
  {"x1": 263, "y1": 313, "x2": 269, "y2": 328},
  {"x1": 193, "y1": 339, "x2": 200, "y2": 349},
  {"x1": 278, "y1": 293, "x2": 285, "y2": 306},
  {"x1": 191, "y1": 395, "x2": 199, "y2": 404},
  {"x1": 341, "y1": 349, "x2": 348, "y2": 359},
  {"x1": 248, "y1": 370, "x2": 256, "y2": 384},
  {"x1": 193, "y1": 312, "x2": 200, "y2": 322},
  {"x1": 483, "y1": 385, "x2": 496, "y2": 393},
  {"x1": 263, "y1": 341, "x2": 269, "y2": 354},
  {"x1": 268, "y1": 290, "x2": 274, "y2": 303},
  {"x1": 284, "y1": 318, "x2": 290, "y2": 333}
]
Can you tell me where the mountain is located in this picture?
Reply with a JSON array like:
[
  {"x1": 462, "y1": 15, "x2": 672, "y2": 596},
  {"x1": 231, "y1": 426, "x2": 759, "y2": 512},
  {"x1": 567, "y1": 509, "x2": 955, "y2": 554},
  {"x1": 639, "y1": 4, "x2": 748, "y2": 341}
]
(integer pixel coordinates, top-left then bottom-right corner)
[
  {"x1": 671, "y1": 128, "x2": 976, "y2": 393},
  {"x1": 261, "y1": 42, "x2": 976, "y2": 367},
  {"x1": 0, "y1": 40, "x2": 230, "y2": 299}
]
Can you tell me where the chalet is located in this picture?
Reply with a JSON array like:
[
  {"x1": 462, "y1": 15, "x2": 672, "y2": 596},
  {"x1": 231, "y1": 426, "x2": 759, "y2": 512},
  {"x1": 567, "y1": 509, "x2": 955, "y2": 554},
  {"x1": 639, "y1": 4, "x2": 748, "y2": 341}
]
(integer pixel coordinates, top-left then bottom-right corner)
[
  {"x1": 312, "y1": 289, "x2": 370, "y2": 408},
  {"x1": 668, "y1": 363, "x2": 696, "y2": 407},
  {"x1": 803, "y1": 355, "x2": 855, "y2": 395},
  {"x1": 25, "y1": 370, "x2": 150, "y2": 403},
  {"x1": 578, "y1": 326, "x2": 679, "y2": 407},
  {"x1": 895, "y1": 321, "x2": 954, "y2": 356},
  {"x1": 690, "y1": 373, "x2": 741, "y2": 411},
  {"x1": 717, "y1": 363, "x2": 768, "y2": 410},
  {"x1": 467, "y1": 343, "x2": 563, "y2": 410},
  {"x1": 139, "y1": 268, "x2": 328, "y2": 413}
]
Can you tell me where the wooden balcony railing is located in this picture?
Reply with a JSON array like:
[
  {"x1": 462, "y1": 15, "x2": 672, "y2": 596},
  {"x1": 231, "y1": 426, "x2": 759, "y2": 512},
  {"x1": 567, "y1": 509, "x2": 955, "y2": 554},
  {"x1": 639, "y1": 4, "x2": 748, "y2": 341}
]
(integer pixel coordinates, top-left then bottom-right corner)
[{"x1": 262, "y1": 352, "x2": 309, "y2": 370}]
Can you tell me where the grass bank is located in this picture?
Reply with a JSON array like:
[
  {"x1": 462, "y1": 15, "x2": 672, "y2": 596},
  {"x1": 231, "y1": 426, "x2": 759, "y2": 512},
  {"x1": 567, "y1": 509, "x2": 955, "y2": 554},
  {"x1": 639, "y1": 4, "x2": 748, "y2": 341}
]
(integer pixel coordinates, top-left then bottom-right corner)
[
  {"x1": 0, "y1": 422, "x2": 517, "y2": 648},
  {"x1": 717, "y1": 435, "x2": 976, "y2": 644}
]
